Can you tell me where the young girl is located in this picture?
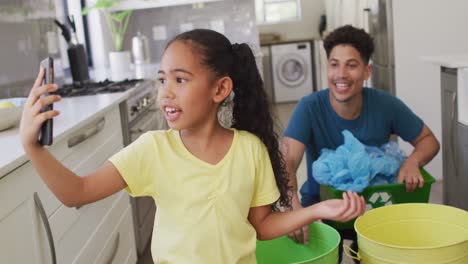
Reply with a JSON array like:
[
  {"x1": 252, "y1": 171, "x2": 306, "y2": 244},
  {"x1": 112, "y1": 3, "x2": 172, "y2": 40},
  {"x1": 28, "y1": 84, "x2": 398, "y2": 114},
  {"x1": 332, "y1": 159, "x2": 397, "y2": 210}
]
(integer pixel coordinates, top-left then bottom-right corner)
[{"x1": 20, "y1": 29, "x2": 365, "y2": 263}]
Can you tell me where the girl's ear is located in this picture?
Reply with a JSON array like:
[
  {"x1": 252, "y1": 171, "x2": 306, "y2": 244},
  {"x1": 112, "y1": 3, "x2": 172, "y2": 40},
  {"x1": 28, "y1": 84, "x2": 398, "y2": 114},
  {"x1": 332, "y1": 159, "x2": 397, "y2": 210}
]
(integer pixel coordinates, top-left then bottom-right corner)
[{"x1": 213, "y1": 76, "x2": 233, "y2": 104}]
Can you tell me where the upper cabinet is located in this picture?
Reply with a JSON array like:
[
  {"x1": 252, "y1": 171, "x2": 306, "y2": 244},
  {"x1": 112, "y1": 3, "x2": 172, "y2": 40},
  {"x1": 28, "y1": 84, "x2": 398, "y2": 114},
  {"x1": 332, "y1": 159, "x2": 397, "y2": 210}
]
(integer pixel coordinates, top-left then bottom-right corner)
[{"x1": 108, "y1": 0, "x2": 223, "y2": 12}]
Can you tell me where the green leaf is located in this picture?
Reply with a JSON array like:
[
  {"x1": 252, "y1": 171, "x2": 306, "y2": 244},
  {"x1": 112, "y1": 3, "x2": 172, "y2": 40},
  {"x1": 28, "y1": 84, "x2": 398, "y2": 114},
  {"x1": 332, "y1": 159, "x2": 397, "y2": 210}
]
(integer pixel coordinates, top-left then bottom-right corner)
[
  {"x1": 96, "y1": 0, "x2": 117, "y2": 9},
  {"x1": 80, "y1": 0, "x2": 132, "y2": 51},
  {"x1": 82, "y1": 6, "x2": 91, "y2": 15},
  {"x1": 82, "y1": 0, "x2": 119, "y2": 15},
  {"x1": 111, "y1": 10, "x2": 131, "y2": 22}
]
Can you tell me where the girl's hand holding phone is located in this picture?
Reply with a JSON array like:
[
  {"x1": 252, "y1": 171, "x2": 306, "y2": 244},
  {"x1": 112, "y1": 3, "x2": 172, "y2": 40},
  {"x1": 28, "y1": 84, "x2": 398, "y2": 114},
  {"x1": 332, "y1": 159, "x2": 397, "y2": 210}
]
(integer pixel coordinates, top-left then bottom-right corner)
[{"x1": 19, "y1": 68, "x2": 61, "y2": 150}]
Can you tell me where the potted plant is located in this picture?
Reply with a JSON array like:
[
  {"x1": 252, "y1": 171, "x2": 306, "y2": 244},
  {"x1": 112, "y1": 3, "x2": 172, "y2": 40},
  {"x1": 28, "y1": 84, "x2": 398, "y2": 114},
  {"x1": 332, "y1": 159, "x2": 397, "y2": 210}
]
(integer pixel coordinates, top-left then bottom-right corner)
[{"x1": 83, "y1": 0, "x2": 133, "y2": 80}]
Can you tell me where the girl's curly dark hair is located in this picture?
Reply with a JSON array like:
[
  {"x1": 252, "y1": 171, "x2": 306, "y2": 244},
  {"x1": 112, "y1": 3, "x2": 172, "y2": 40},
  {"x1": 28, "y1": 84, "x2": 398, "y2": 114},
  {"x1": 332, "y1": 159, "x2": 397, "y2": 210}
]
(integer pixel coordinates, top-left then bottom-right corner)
[
  {"x1": 167, "y1": 29, "x2": 291, "y2": 209},
  {"x1": 323, "y1": 24, "x2": 374, "y2": 63}
]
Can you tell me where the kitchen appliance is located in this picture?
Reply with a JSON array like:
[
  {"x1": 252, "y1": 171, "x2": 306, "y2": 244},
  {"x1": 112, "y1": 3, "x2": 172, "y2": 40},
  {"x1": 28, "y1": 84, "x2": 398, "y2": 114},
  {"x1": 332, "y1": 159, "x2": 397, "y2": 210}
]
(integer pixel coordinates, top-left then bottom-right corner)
[
  {"x1": 56, "y1": 79, "x2": 143, "y2": 97},
  {"x1": 132, "y1": 31, "x2": 150, "y2": 65},
  {"x1": 440, "y1": 67, "x2": 468, "y2": 211},
  {"x1": 363, "y1": 0, "x2": 395, "y2": 95},
  {"x1": 260, "y1": 45, "x2": 274, "y2": 102},
  {"x1": 313, "y1": 39, "x2": 328, "y2": 90},
  {"x1": 270, "y1": 41, "x2": 315, "y2": 103}
]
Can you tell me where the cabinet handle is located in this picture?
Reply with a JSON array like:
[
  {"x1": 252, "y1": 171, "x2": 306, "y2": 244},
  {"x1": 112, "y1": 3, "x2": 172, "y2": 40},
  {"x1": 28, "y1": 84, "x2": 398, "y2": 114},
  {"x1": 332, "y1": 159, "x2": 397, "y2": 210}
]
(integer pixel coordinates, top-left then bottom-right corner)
[
  {"x1": 450, "y1": 93, "x2": 458, "y2": 178},
  {"x1": 33, "y1": 192, "x2": 57, "y2": 264},
  {"x1": 104, "y1": 232, "x2": 120, "y2": 264},
  {"x1": 67, "y1": 118, "x2": 105, "y2": 148}
]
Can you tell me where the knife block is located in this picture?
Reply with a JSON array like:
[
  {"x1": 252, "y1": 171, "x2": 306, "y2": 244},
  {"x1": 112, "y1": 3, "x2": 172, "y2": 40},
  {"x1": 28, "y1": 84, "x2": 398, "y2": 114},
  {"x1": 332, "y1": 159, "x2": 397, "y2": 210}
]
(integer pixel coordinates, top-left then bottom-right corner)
[{"x1": 67, "y1": 44, "x2": 90, "y2": 84}]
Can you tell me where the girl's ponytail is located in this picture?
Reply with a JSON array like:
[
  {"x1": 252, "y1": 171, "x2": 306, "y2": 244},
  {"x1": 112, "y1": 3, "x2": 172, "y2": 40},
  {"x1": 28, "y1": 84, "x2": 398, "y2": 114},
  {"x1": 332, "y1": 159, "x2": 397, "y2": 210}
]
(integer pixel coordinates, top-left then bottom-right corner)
[{"x1": 230, "y1": 43, "x2": 291, "y2": 209}]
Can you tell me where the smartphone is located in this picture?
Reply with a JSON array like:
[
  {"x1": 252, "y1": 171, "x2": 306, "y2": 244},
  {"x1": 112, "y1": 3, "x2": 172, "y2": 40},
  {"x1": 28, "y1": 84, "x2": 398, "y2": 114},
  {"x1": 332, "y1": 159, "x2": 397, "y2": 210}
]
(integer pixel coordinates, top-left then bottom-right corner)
[{"x1": 38, "y1": 57, "x2": 54, "y2": 146}]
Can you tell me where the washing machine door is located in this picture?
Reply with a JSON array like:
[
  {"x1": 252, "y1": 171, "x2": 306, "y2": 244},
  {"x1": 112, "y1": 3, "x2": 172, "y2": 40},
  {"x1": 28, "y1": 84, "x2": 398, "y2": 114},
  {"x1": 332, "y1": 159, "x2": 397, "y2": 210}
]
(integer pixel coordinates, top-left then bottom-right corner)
[{"x1": 277, "y1": 53, "x2": 308, "y2": 87}]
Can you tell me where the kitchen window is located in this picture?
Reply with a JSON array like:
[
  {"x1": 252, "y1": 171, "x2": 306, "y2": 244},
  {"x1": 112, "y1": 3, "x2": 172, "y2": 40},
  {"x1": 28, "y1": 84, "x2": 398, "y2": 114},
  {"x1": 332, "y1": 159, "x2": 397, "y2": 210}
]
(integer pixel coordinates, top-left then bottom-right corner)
[{"x1": 255, "y1": 0, "x2": 301, "y2": 24}]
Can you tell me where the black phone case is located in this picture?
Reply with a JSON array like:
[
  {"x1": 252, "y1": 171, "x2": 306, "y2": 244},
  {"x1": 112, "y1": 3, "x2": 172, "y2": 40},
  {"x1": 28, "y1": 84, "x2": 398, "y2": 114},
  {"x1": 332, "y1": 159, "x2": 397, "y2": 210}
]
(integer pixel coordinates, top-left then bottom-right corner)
[{"x1": 39, "y1": 57, "x2": 54, "y2": 146}]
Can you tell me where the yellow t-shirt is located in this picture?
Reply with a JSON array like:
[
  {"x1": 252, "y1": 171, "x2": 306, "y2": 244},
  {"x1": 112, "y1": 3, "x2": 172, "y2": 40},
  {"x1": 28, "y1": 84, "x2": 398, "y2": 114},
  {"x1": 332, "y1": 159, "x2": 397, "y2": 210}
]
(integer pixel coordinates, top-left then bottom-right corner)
[{"x1": 109, "y1": 129, "x2": 280, "y2": 264}]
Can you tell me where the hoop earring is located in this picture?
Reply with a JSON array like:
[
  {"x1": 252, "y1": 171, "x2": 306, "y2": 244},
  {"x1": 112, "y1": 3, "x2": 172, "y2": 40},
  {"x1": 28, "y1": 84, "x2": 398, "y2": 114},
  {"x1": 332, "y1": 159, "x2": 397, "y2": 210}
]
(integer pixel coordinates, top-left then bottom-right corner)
[{"x1": 221, "y1": 91, "x2": 235, "y2": 107}]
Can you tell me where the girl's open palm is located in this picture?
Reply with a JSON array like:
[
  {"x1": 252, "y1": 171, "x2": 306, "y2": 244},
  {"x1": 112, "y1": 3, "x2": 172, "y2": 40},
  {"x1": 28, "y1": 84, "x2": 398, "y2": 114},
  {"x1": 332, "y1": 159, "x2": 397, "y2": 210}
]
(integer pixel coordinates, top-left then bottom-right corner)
[
  {"x1": 20, "y1": 68, "x2": 61, "y2": 149},
  {"x1": 317, "y1": 191, "x2": 366, "y2": 222}
]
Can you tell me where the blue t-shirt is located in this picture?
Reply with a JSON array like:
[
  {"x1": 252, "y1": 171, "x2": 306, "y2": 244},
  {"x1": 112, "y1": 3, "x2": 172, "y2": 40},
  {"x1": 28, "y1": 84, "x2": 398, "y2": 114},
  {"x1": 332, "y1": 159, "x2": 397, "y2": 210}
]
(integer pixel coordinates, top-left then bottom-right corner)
[{"x1": 284, "y1": 88, "x2": 424, "y2": 206}]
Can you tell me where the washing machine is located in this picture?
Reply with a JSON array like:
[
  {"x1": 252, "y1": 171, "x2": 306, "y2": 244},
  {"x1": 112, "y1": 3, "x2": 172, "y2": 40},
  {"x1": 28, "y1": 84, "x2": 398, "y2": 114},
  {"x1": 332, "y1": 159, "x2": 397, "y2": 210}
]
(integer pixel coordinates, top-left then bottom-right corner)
[{"x1": 271, "y1": 41, "x2": 314, "y2": 103}]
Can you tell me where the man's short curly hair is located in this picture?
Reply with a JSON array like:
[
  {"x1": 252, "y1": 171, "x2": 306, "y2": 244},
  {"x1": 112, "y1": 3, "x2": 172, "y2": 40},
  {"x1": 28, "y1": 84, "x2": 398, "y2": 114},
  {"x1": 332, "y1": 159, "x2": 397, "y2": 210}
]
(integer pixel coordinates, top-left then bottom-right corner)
[{"x1": 323, "y1": 25, "x2": 374, "y2": 64}]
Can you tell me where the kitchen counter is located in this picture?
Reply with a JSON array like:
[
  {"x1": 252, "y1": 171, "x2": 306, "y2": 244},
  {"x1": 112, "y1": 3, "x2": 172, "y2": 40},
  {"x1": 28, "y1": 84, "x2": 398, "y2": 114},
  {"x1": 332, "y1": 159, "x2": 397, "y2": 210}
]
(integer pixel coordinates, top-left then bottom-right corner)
[
  {"x1": 0, "y1": 90, "x2": 133, "y2": 178},
  {"x1": 421, "y1": 54, "x2": 468, "y2": 68},
  {"x1": 91, "y1": 63, "x2": 160, "y2": 82},
  {"x1": 422, "y1": 54, "x2": 468, "y2": 127},
  {"x1": 260, "y1": 38, "x2": 317, "y2": 46}
]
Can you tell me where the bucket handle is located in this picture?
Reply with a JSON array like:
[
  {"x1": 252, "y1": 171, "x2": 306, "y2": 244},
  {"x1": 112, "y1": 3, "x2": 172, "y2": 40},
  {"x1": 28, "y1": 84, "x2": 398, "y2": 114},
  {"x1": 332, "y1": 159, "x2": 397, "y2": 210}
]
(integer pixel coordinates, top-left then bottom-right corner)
[{"x1": 343, "y1": 244, "x2": 361, "y2": 261}]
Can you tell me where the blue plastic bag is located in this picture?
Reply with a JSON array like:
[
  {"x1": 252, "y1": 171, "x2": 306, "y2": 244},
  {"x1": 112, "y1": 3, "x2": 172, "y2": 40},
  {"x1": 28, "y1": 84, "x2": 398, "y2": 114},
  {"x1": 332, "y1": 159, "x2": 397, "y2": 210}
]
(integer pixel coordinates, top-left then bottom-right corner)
[{"x1": 312, "y1": 130, "x2": 406, "y2": 192}]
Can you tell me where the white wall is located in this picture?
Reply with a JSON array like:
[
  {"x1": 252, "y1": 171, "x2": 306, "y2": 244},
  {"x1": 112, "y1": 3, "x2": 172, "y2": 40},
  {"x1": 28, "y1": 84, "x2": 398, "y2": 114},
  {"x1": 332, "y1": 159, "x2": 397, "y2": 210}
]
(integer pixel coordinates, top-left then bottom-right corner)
[
  {"x1": 258, "y1": 0, "x2": 324, "y2": 40},
  {"x1": 393, "y1": 0, "x2": 468, "y2": 180}
]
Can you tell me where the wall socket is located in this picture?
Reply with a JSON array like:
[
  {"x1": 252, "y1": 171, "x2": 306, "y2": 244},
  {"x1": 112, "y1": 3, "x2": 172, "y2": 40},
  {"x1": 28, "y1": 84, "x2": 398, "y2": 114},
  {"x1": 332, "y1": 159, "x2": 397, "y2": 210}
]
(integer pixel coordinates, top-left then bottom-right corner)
[
  {"x1": 179, "y1": 23, "x2": 194, "y2": 33},
  {"x1": 152, "y1": 25, "x2": 167, "y2": 41}
]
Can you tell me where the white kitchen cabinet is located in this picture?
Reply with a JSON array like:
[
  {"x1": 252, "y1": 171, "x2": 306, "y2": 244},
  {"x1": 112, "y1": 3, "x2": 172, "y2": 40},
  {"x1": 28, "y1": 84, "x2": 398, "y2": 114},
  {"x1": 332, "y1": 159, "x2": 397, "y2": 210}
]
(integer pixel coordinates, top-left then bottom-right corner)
[
  {"x1": 108, "y1": 0, "x2": 223, "y2": 12},
  {"x1": 98, "y1": 207, "x2": 138, "y2": 264},
  {"x1": 74, "y1": 194, "x2": 136, "y2": 264},
  {"x1": 0, "y1": 197, "x2": 39, "y2": 263},
  {"x1": 0, "y1": 162, "x2": 53, "y2": 263},
  {"x1": 0, "y1": 105, "x2": 136, "y2": 264}
]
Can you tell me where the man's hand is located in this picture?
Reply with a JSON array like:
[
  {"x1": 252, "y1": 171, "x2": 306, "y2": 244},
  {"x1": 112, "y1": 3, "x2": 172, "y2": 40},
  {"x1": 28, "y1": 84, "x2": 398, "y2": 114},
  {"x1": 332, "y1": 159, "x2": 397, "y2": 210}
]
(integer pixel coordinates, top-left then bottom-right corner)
[
  {"x1": 397, "y1": 157, "x2": 424, "y2": 192},
  {"x1": 287, "y1": 195, "x2": 309, "y2": 244},
  {"x1": 399, "y1": 124, "x2": 440, "y2": 192}
]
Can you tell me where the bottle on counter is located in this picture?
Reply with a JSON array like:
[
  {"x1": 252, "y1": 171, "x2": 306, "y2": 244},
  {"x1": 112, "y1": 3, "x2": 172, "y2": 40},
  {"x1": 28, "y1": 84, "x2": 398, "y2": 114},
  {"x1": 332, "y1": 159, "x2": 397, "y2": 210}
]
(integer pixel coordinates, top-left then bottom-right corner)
[{"x1": 132, "y1": 31, "x2": 150, "y2": 65}]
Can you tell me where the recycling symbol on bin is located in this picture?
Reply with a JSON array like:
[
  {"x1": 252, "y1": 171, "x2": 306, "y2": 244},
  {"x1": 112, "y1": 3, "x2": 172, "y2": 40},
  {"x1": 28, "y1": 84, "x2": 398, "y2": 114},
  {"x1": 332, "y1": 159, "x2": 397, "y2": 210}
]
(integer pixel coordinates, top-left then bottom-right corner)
[{"x1": 365, "y1": 192, "x2": 393, "y2": 211}]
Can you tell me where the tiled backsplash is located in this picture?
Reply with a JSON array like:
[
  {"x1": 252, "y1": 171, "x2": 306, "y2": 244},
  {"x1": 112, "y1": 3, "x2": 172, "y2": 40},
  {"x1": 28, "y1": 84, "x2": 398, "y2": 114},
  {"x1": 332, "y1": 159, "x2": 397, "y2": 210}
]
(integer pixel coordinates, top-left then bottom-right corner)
[
  {"x1": 0, "y1": 0, "x2": 58, "y2": 98},
  {"x1": 0, "y1": 0, "x2": 262, "y2": 97},
  {"x1": 105, "y1": 0, "x2": 261, "y2": 67}
]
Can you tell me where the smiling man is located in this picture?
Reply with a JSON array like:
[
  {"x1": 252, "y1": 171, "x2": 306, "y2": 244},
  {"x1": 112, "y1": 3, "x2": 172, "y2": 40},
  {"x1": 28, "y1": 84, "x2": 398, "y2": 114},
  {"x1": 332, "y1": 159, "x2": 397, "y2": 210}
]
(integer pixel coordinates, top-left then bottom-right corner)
[{"x1": 281, "y1": 25, "x2": 440, "y2": 262}]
